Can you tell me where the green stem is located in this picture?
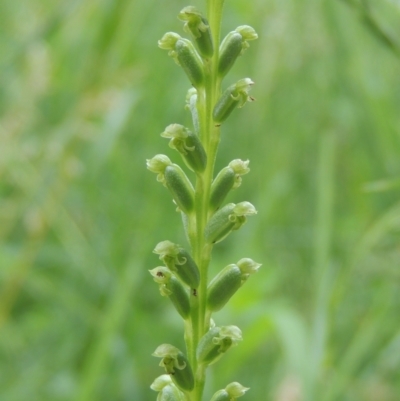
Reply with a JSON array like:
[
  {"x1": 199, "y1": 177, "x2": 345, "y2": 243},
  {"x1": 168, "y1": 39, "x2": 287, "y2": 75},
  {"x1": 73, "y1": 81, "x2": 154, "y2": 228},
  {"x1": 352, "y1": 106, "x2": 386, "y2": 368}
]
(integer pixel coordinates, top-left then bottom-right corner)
[
  {"x1": 184, "y1": 2, "x2": 224, "y2": 401},
  {"x1": 207, "y1": 0, "x2": 225, "y2": 50}
]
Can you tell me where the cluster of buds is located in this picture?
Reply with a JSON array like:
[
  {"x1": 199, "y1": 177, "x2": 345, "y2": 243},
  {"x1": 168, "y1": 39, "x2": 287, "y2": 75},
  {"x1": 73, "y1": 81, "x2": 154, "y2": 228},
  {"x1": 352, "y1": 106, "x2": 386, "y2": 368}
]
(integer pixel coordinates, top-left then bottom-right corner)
[{"x1": 147, "y1": 5, "x2": 259, "y2": 401}]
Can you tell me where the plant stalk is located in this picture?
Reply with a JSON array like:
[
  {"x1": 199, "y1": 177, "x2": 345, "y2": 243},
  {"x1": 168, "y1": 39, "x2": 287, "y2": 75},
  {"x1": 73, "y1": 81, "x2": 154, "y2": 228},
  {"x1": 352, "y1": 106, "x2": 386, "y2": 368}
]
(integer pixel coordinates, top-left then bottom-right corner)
[{"x1": 184, "y1": 3, "x2": 224, "y2": 400}]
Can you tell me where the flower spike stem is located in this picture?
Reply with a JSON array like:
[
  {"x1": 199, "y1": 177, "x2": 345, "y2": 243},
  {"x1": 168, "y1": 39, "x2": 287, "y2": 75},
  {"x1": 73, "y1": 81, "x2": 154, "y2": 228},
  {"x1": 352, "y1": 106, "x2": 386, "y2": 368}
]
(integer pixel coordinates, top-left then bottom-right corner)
[{"x1": 149, "y1": 3, "x2": 259, "y2": 401}]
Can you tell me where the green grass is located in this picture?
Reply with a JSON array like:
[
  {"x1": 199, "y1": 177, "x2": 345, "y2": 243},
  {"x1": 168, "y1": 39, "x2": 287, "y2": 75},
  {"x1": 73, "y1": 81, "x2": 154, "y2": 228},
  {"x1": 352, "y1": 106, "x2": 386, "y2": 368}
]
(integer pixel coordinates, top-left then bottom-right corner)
[{"x1": 1, "y1": 0, "x2": 400, "y2": 400}]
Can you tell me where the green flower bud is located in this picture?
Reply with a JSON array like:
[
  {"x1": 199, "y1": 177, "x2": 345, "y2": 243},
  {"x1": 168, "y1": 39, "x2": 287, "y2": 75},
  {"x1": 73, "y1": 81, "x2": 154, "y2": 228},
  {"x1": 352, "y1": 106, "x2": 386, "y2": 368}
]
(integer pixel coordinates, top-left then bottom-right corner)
[
  {"x1": 178, "y1": 6, "x2": 214, "y2": 59},
  {"x1": 213, "y1": 78, "x2": 254, "y2": 124},
  {"x1": 152, "y1": 344, "x2": 195, "y2": 392},
  {"x1": 153, "y1": 240, "x2": 200, "y2": 288},
  {"x1": 147, "y1": 155, "x2": 195, "y2": 214},
  {"x1": 207, "y1": 258, "x2": 261, "y2": 311},
  {"x1": 185, "y1": 88, "x2": 200, "y2": 135},
  {"x1": 151, "y1": 375, "x2": 185, "y2": 401},
  {"x1": 218, "y1": 25, "x2": 258, "y2": 77},
  {"x1": 205, "y1": 201, "x2": 257, "y2": 244},
  {"x1": 158, "y1": 32, "x2": 204, "y2": 87},
  {"x1": 161, "y1": 124, "x2": 207, "y2": 173},
  {"x1": 210, "y1": 382, "x2": 250, "y2": 401},
  {"x1": 210, "y1": 159, "x2": 250, "y2": 210},
  {"x1": 149, "y1": 266, "x2": 191, "y2": 319},
  {"x1": 197, "y1": 325, "x2": 242, "y2": 365}
]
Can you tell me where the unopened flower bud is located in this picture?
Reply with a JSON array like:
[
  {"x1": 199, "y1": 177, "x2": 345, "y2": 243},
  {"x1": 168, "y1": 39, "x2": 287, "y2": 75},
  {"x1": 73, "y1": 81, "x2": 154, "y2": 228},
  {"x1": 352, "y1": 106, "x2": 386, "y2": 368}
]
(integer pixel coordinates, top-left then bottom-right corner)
[
  {"x1": 161, "y1": 124, "x2": 207, "y2": 173},
  {"x1": 149, "y1": 266, "x2": 191, "y2": 319},
  {"x1": 153, "y1": 240, "x2": 200, "y2": 288},
  {"x1": 197, "y1": 325, "x2": 242, "y2": 365},
  {"x1": 207, "y1": 258, "x2": 261, "y2": 311},
  {"x1": 210, "y1": 159, "x2": 250, "y2": 210},
  {"x1": 147, "y1": 155, "x2": 195, "y2": 214},
  {"x1": 158, "y1": 32, "x2": 204, "y2": 87},
  {"x1": 152, "y1": 344, "x2": 194, "y2": 392},
  {"x1": 218, "y1": 25, "x2": 258, "y2": 77},
  {"x1": 210, "y1": 382, "x2": 250, "y2": 401},
  {"x1": 178, "y1": 6, "x2": 214, "y2": 59},
  {"x1": 205, "y1": 201, "x2": 257, "y2": 244},
  {"x1": 213, "y1": 78, "x2": 254, "y2": 124}
]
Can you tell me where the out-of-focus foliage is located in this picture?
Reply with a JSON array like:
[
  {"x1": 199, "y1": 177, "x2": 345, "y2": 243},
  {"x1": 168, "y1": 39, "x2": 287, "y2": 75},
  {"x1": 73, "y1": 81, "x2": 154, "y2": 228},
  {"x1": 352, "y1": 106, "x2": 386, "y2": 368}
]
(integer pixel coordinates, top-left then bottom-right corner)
[{"x1": 1, "y1": 0, "x2": 400, "y2": 400}]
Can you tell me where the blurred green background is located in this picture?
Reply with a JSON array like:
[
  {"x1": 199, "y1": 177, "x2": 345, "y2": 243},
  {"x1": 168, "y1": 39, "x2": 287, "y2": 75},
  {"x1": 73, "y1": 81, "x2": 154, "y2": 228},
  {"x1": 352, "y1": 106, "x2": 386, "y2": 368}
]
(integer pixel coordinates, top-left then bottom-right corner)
[{"x1": 1, "y1": 0, "x2": 400, "y2": 400}]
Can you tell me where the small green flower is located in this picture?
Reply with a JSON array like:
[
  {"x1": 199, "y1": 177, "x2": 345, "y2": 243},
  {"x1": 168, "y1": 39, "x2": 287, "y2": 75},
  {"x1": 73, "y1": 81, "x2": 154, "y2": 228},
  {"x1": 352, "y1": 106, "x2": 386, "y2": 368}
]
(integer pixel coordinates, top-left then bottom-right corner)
[
  {"x1": 158, "y1": 32, "x2": 204, "y2": 87},
  {"x1": 197, "y1": 325, "x2": 242, "y2": 365},
  {"x1": 213, "y1": 78, "x2": 255, "y2": 124},
  {"x1": 210, "y1": 159, "x2": 250, "y2": 210},
  {"x1": 153, "y1": 240, "x2": 200, "y2": 288},
  {"x1": 152, "y1": 344, "x2": 195, "y2": 392},
  {"x1": 161, "y1": 124, "x2": 207, "y2": 173},
  {"x1": 218, "y1": 25, "x2": 258, "y2": 77},
  {"x1": 210, "y1": 382, "x2": 250, "y2": 401},
  {"x1": 178, "y1": 6, "x2": 214, "y2": 59},
  {"x1": 207, "y1": 258, "x2": 261, "y2": 311},
  {"x1": 205, "y1": 201, "x2": 257, "y2": 244},
  {"x1": 149, "y1": 266, "x2": 191, "y2": 319},
  {"x1": 146, "y1": 155, "x2": 195, "y2": 214}
]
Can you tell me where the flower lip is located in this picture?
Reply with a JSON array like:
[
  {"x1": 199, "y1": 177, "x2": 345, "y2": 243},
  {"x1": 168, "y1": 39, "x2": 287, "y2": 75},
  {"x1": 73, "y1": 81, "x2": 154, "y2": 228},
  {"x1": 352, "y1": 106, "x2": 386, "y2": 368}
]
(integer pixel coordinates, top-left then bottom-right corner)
[
  {"x1": 161, "y1": 124, "x2": 189, "y2": 140},
  {"x1": 235, "y1": 25, "x2": 258, "y2": 41},
  {"x1": 153, "y1": 240, "x2": 180, "y2": 258},
  {"x1": 150, "y1": 374, "x2": 173, "y2": 391},
  {"x1": 236, "y1": 258, "x2": 261, "y2": 274},
  {"x1": 152, "y1": 344, "x2": 180, "y2": 359},
  {"x1": 158, "y1": 32, "x2": 181, "y2": 50},
  {"x1": 146, "y1": 154, "x2": 172, "y2": 173},
  {"x1": 232, "y1": 201, "x2": 257, "y2": 216},
  {"x1": 225, "y1": 381, "x2": 250, "y2": 397}
]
